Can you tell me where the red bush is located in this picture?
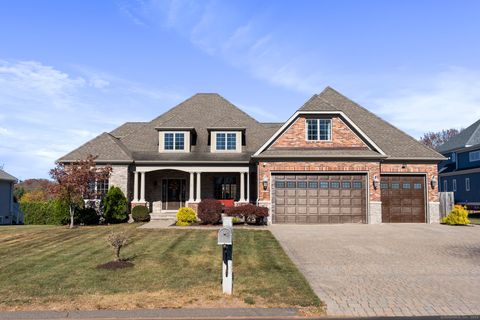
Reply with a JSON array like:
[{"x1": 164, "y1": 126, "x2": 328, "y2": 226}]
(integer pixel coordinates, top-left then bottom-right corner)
[{"x1": 197, "y1": 199, "x2": 223, "y2": 224}]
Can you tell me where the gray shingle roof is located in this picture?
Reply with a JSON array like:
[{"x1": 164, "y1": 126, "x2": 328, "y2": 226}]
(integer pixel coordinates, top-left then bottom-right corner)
[
  {"x1": 110, "y1": 122, "x2": 146, "y2": 138},
  {"x1": 0, "y1": 169, "x2": 17, "y2": 182},
  {"x1": 296, "y1": 87, "x2": 444, "y2": 160},
  {"x1": 437, "y1": 119, "x2": 480, "y2": 153}
]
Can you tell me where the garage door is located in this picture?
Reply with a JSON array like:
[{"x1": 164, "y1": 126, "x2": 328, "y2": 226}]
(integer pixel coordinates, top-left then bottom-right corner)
[
  {"x1": 273, "y1": 174, "x2": 367, "y2": 224},
  {"x1": 381, "y1": 175, "x2": 426, "y2": 223}
]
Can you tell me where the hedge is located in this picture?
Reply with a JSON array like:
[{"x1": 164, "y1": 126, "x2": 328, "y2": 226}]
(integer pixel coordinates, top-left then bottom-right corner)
[{"x1": 21, "y1": 200, "x2": 70, "y2": 225}]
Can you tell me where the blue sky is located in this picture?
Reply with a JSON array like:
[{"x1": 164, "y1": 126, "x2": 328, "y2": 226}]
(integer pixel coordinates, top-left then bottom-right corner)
[{"x1": 1, "y1": 0, "x2": 480, "y2": 179}]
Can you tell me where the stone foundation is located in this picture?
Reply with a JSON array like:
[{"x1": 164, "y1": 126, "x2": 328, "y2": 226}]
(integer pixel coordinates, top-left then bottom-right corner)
[
  {"x1": 428, "y1": 202, "x2": 440, "y2": 223},
  {"x1": 368, "y1": 201, "x2": 382, "y2": 224}
]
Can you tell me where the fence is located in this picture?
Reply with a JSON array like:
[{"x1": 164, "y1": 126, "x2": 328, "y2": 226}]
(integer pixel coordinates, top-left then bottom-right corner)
[{"x1": 439, "y1": 192, "x2": 454, "y2": 219}]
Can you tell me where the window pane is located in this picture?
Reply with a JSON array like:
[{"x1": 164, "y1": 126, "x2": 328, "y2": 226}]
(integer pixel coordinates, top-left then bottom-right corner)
[
  {"x1": 403, "y1": 183, "x2": 411, "y2": 189},
  {"x1": 353, "y1": 181, "x2": 363, "y2": 189},
  {"x1": 391, "y1": 183, "x2": 400, "y2": 189},
  {"x1": 414, "y1": 183, "x2": 422, "y2": 189},
  {"x1": 164, "y1": 133, "x2": 174, "y2": 150},
  {"x1": 226, "y1": 133, "x2": 236, "y2": 150},
  {"x1": 319, "y1": 119, "x2": 331, "y2": 140},
  {"x1": 297, "y1": 181, "x2": 307, "y2": 188},
  {"x1": 286, "y1": 181, "x2": 296, "y2": 188},
  {"x1": 216, "y1": 133, "x2": 226, "y2": 150},
  {"x1": 330, "y1": 181, "x2": 340, "y2": 188},
  {"x1": 380, "y1": 182, "x2": 388, "y2": 189},
  {"x1": 306, "y1": 119, "x2": 318, "y2": 140},
  {"x1": 320, "y1": 181, "x2": 329, "y2": 188},
  {"x1": 342, "y1": 181, "x2": 351, "y2": 189},
  {"x1": 275, "y1": 181, "x2": 285, "y2": 188},
  {"x1": 175, "y1": 133, "x2": 184, "y2": 150},
  {"x1": 308, "y1": 181, "x2": 318, "y2": 188}
]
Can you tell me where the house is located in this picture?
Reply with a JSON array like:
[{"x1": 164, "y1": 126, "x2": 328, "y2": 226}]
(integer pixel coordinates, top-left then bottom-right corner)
[
  {"x1": 437, "y1": 119, "x2": 480, "y2": 207},
  {"x1": 0, "y1": 169, "x2": 21, "y2": 225},
  {"x1": 59, "y1": 87, "x2": 444, "y2": 224}
]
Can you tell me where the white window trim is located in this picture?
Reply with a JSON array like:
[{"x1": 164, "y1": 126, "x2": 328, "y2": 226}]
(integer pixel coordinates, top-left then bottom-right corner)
[
  {"x1": 211, "y1": 131, "x2": 241, "y2": 153},
  {"x1": 163, "y1": 132, "x2": 186, "y2": 151},
  {"x1": 305, "y1": 118, "x2": 332, "y2": 142},
  {"x1": 466, "y1": 178, "x2": 470, "y2": 192},
  {"x1": 469, "y1": 150, "x2": 480, "y2": 162},
  {"x1": 452, "y1": 179, "x2": 457, "y2": 192}
]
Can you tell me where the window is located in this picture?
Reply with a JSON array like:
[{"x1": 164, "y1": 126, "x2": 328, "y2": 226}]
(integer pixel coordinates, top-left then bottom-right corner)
[
  {"x1": 380, "y1": 182, "x2": 388, "y2": 189},
  {"x1": 466, "y1": 178, "x2": 470, "y2": 192},
  {"x1": 342, "y1": 181, "x2": 351, "y2": 189},
  {"x1": 443, "y1": 180, "x2": 448, "y2": 192},
  {"x1": 214, "y1": 176, "x2": 237, "y2": 199},
  {"x1": 164, "y1": 132, "x2": 184, "y2": 150},
  {"x1": 403, "y1": 183, "x2": 411, "y2": 189},
  {"x1": 414, "y1": 183, "x2": 422, "y2": 189},
  {"x1": 286, "y1": 181, "x2": 296, "y2": 188},
  {"x1": 353, "y1": 181, "x2": 363, "y2": 189},
  {"x1": 320, "y1": 181, "x2": 329, "y2": 188},
  {"x1": 216, "y1": 133, "x2": 236, "y2": 151},
  {"x1": 275, "y1": 181, "x2": 285, "y2": 188},
  {"x1": 308, "y1": 181, "x2": 318, "y2": 188},
  {"x1": 451, "y1": 152, "x2": 456, "y2": 162},
  {"x1": 453, "y1": 179, "x2": 457, "y2": 192},
  {"x1": 330, "y1": 181, "x2": 340, "y2": 188},
  {"x1": 306, "y1": 119, "x2": 331, "y2": 141},
  {"x1": 391, "y1": 183, "x2": 400, "y2": 189},
  {"x1": 297, "y1": 181, "x2": 307, "y2": 188},
  {"x1": 469, "y1": 150, "x2": 480, "y2": 162},
  {"x1": 87, "y1": 179, "x2": 109, "y2": 199}
]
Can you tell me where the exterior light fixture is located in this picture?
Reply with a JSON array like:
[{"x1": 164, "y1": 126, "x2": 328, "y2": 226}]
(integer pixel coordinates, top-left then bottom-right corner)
[
  {"x1": 262, "y1": 176, "x2": 268, "y2": 191},
  {"x1": 431, "y1": 175, "x2": 437, "y2": 189},
  {"x1": 373, "y1": 175, "x2": 379, "y2": 189}
]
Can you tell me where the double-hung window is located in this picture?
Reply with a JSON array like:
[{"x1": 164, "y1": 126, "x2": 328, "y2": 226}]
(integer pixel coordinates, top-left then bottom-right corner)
[
  {"x1": 306, "y1": 119, "x2": 331, "y2": 141},
  {"x1": 469, "y1": 150, "x2": 480, "y2": 162},
  {"x1": 164, "y1": 132, "x2": 185, "y2": 150},
  {"x1": 216, "y1": 133, "x2": 236, "y2": 151}
]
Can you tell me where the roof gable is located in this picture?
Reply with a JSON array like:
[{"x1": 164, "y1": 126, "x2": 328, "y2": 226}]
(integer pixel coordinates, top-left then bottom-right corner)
[
  {"x1": 0, "y1": 169, "x2": 17, "y2": 182},
  {"x1": 437, "y1": 119, "x2": 480, "y2": 153}
]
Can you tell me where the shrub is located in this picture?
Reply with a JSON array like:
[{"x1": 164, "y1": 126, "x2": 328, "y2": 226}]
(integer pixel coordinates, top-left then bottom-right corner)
[
  {"x1": 225, "y1": 204, "x2": 269, "y2": 225},
  {"x1": 77, "y1": 207, "x2": 100, "y2": 225},
  {"x1": 102, "y1": 187, "x2": 128, "y2": 223},
  {"x1": 21, "y1": 199, "x2": 70, "y2": 225},
  {"x1": 132, "y1": 205, "x2": 150, "y2": 222},
  {"x1": 106, "y1": 230, "x2": 129, "y2": 261},
  {"x1": 176, "y1": 207, "x2": 197, "y2": 226},
  {"x1": 442, "y1": 205, "x2": 470, "y2": 225},
  {"x1": 197, "y1": 199, "x2": 223, "y2": 224}
]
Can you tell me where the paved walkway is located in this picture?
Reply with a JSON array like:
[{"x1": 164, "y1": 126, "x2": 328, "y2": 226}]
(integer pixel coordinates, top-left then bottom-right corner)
[{"x1": 270, "y1": 224, "x2": 480, "y2": 317}]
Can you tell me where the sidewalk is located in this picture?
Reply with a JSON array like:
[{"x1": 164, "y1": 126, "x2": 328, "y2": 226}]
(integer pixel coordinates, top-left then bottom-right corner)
[{"x1": 0, "y1": 308, "x2": 300, "y2": 320}]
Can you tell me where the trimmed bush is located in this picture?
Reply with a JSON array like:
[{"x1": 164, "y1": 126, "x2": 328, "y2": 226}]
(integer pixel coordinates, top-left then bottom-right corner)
[
  {"x1": 102, "y1": 187, "x2": 128, "y2": 223},
  {"x1": 197, "y1": 199, "x2": 222, "y2": 224},
  {"x1": 176, "y1": 207, "x2": 197, "y2": 226},
  {"x1": 442, "y1": 205, "x2": 470, "y2": 225},
  {"x1": 225, "y1": 204, "x2": 269, "y2": 225},
  {"x1": 132, "y1": 205, "x2": 150, "y2": 222},
  {"x1": 21, "y1": 199, "x2": 70, "y2": 225},
  {"x1": 77, "y1": 207, "x2": 100, "y2": 225}
]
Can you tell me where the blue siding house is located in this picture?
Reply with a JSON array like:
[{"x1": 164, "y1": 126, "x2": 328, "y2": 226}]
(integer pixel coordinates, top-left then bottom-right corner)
[{"x1": 438, "y1": 119, "x2": 480, "y2": 207}]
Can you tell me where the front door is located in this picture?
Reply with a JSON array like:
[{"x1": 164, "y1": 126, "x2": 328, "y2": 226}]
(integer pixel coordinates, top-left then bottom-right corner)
[{"x1": 162, "y1": 179, "x2": 186, "y2": 211}]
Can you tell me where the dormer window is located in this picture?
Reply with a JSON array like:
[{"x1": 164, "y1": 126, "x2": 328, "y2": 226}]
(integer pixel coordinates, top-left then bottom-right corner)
[
  {"x1": 306, "y1": 119, "x2": 331, "y2": 141},
  {"x1": 164, "y1": 132, "x2": 185, "y2": 150},
  {"x1": 216, "y1": 132, "x2": 236, "y2": 151}
]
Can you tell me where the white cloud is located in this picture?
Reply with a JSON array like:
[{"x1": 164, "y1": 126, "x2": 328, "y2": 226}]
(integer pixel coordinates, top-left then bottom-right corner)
[{"x1": 0, "y1": 59, "x2": 182, "y2": 179}]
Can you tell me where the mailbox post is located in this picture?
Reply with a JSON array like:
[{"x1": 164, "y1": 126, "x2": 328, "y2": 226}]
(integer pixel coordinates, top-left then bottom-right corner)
[{"x1": 218, "y1": 217, "x2": 233, "y2": 295}]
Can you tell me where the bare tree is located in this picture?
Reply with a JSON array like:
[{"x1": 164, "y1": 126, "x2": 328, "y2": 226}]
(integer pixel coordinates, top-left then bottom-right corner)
[
  {"x1": 49, "y1": 155, "x2": 111, "y2": 229},
  {"x1": 106, "y1": 230, "x2": 129, "y2": 261},
  {"x1": 419, "y1": 128, "x2": 462, "y2": 150}
]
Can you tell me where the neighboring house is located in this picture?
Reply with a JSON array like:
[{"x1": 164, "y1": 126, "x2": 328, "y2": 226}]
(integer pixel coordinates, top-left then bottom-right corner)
[
  {"x1": 59, "y1": 87, "x2": 444, "y2": 224},
  {"x1": 0, "y1": 169, "x2": 22, "y2": 225},
  {"x1": 437, "y1": 119, "x2": 480, "y2": 207}
]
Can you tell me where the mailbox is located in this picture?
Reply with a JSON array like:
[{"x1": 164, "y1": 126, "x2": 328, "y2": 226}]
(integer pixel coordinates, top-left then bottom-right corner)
[{"x1": 218, "y1": 227, "x2": 233, "y2": 245}]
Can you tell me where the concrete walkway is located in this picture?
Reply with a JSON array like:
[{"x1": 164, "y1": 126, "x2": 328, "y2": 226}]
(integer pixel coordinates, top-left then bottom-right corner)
[
  {"x1": 0, "y1": 308, "x2": 299, "y2": 320},
  {"x1": 270, "y1": 224, "x2": 480, "y2": 317}
]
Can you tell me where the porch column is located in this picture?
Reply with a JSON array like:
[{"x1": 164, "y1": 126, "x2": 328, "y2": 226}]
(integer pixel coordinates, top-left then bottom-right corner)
[
  {"x1": 246, "y1": 171, "x2": 250, "y2": 203},
  {"x1": 133, "y1": 171, "x2": 139, "y2": 202},
  {"x1": 188, "y1": 172, "x2": 195, "y2": 203},
  {"x1": 195, "y1": 172, "x2": 202, "y2": 202},
  {"x1": 140, "y1": 171, "x2": 146, "y2": 202},
  {"x1": 239, "y1": 172, "x2": 246, "y2": 202}
]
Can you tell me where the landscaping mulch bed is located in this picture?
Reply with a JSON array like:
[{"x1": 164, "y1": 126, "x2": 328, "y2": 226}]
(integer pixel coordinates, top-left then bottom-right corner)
[{"x1": 96, "y1": 260, "x2": 134, "y2": 270}]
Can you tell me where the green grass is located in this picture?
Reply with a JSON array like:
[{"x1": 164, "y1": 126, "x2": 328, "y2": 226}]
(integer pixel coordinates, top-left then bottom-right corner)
[{"x1": 0, "y1": 225, "x2": 322, "y2": 312}]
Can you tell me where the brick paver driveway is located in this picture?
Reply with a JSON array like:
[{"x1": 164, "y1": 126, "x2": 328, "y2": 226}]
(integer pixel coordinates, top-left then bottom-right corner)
[{"x1": 270, "y1": 224, "x2": 480, "y2": 317}]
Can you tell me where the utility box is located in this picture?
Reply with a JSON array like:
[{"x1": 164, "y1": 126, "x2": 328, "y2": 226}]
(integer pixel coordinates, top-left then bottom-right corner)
[{"x1": 218, "y1": 227, "x2": 233, "y2": 245}]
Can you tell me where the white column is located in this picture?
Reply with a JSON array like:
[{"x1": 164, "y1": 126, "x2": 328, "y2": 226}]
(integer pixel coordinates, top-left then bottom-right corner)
[
  {"x1": 133, "y1": 171, "x2": 139, "y2": 202},
  {"x1": 195, "y1": 172, "x2": 201, "y2": 202},
  {"x1": 188, "y1": 172, "x2": 195, "y2": 203},
  {"x1": 140, "y1": 171, "x2": 146, "y2": 202},
  {"x1": 246, "y1": 171, "x2": 250, "y2": 203},
  {"x1": 239, "y1": 172, "x2": 245, "y2": 202}
]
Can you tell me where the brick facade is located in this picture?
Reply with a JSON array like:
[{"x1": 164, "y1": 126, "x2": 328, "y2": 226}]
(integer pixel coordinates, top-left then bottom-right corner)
[{"x1": 270, "y1": 116, "x2": 369, "y2": 149}]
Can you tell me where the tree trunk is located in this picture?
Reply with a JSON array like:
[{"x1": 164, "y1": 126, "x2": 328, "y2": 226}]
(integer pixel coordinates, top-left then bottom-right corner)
[
  {"x1": 69, "y1": 205, "x2": 74, "y2": 229},
  {"x1": 115, "y1": 246, "x2": 121, "y2": 261}
]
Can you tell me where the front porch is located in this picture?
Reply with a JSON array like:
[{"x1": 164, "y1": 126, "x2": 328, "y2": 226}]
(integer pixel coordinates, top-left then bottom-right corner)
[{"x1": 131, "y1": 166, "x2": 254, "y2": 219}]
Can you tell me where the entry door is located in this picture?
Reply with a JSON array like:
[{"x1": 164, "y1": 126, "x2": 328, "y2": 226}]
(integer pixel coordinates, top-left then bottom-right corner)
[{"x1": 162, "y1": 179, "x2": 186, "y2": 210}]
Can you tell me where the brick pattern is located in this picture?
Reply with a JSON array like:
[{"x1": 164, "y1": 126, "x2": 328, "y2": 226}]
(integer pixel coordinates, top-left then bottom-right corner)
[
  {"x1": 108, "y1": 165, "x2": 129, "y2": 196},
  {"x1": 381, "y1": 163, "x2": 439, "y2": 202},
  {"x1": 270, "y1": 116, "x2": 368, "y2": 149}
]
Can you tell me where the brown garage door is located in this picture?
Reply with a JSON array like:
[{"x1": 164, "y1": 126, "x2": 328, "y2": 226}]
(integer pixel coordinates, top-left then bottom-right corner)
[
  {"x1": 273, "y1": 174, "x2": 367, "y2": 224},
  {"x1": 381, "y1": 175, "x2": 426, "y2": 223}
]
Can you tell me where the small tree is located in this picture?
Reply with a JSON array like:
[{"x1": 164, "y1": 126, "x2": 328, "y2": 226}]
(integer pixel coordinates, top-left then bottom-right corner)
[
  {"x1": 106, "y1": 230, "x2": 129, "y2": 261},
  {"x1": 49, "y1": 155, "x2": 111, "y2": 229},
  {"x1": 419, "y1": 129, "x2": 462, "y2": 150},
  {"x1": 102, "y1": 186, "x2": 128, "y2": 223}
]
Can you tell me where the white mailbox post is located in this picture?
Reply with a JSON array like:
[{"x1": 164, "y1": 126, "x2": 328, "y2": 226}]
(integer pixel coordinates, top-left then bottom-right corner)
[{"x1": 218, "y1": 217, "x2": 233, "y2": 295}]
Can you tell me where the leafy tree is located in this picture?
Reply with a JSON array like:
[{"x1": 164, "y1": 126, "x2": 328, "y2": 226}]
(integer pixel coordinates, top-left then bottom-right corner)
[
  {"x1": 419, "y1": 128, "x2": 462, "y2": 150},
  {"x1": 102, "y1": 186, "x2": 128, "y2": 223},
  {"x1": 13, "y1": 186, "x2": 25, "y2": 201},
  {"x1": 49, "y1": 155, "x2": 111, "y2": 229},
  {"x1": 20, "y1": 189, "x2": 50, "y2": 202}
]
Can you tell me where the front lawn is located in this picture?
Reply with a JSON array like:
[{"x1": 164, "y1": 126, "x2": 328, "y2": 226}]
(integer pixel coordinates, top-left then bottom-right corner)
[{"x1": 0, "y1": 225, "x2": 322, "y2": 313}]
